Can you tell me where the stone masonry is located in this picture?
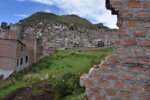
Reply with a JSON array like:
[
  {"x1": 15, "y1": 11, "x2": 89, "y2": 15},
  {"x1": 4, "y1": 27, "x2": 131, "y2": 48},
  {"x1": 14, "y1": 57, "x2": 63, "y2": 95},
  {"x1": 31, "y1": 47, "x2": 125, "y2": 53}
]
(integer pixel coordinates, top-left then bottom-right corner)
[{"x1": 80, "y1": 0, "x2": 150, "y2": 100}]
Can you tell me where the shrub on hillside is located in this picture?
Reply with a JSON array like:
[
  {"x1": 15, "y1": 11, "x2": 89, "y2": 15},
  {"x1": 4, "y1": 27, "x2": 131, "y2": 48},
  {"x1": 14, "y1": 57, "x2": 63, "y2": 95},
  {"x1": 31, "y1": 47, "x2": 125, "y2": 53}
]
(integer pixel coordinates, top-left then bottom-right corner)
[{"x1": 54, "y1": 72, "x2": 83, "y2": 99}]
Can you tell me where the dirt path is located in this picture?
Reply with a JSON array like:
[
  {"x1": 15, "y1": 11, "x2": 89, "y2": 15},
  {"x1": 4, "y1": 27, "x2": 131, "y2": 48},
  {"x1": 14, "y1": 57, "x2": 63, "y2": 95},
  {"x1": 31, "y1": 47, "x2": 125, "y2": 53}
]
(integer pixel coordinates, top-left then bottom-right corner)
[{"x1": 5, "y1": 82, "x2": 55, "y2": 100}]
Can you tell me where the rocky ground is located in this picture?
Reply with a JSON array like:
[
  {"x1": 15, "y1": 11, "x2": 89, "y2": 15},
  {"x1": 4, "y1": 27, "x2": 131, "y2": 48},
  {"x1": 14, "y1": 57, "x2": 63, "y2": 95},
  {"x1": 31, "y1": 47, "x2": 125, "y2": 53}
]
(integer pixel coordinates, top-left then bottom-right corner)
[{"x1": 5, "y1": 82, "x2": 54, "y2": 100}]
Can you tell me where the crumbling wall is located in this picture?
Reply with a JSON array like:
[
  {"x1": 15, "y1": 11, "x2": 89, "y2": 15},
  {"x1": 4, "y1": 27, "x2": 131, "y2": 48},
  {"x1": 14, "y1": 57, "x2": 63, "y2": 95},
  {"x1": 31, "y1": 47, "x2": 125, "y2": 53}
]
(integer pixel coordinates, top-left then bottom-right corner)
[{"x1": 80, "y1": 0, "x2": 150, "y2": 100}]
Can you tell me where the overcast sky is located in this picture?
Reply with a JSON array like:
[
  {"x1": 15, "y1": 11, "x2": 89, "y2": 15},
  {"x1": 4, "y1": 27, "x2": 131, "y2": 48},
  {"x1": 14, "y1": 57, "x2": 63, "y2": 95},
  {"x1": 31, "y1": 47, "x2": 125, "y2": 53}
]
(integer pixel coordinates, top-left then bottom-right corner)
[{"x1": 0, "y1": 0, "x2": 118, "y2": 28}]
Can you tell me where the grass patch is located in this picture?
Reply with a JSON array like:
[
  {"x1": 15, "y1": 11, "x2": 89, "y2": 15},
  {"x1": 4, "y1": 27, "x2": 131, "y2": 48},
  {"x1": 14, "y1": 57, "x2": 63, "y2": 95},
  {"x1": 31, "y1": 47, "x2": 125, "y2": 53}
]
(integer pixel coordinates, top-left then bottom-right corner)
[
  {"x1": 0, "y1": 48, "x2": 113, "y2": 99},
  {"x1": 31, "y1": 86, "x2": 44, "y2": 95},
  {"x1": 65, "y1": 92, "x2": 85, "y2": 100},
  {"x1": 0, "y1": 82, "x2": 27, "y2": 99}
]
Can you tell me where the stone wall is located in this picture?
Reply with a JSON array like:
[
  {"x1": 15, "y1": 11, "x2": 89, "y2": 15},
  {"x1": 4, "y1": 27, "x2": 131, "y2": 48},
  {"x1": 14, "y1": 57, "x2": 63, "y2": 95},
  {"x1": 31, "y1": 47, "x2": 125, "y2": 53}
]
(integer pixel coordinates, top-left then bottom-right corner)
[{"x1": 80, "y1": 0, "x2": 150, "y2": 100}]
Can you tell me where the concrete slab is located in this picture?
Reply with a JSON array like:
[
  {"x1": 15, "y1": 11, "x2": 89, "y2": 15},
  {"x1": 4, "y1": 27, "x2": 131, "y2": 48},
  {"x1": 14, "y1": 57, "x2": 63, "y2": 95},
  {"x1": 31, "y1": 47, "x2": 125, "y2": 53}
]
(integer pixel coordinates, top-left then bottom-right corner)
[{"x1": 0, "y1": 69, "x2": 14, "y2": 79}]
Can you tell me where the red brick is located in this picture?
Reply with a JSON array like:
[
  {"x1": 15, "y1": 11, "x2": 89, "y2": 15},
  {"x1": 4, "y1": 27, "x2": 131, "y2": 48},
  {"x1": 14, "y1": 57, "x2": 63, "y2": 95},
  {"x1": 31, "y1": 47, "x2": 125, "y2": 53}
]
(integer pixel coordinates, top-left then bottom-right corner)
[
  {"x1": 96, "y1": 96, "x2": 105, "y2": 100},
  {"x1": 87, "y1": 96, "x2": 91, "y2": 100},
  {"x1": 119, "y1": 10, "x2": 132, "y2": 18},
  {"x1": 130, "y1": 84, "x2": 140, "y2": 91},
  {"x1": 89, "y1": 88, "x2": 100, "y2": 95},
  {"x1": 124, "y1": 76, "x2": 133, "y2": 81},
  {"x1": 99, "y1": 81, "x2": 109, "y2": 88},
  {"x1": 108, "y1": 56, "x2": 120, "y2": 63},
  {"x1": 137, "y1": 75, "x2": 147, "y2": 81},
  {"x1": 111, "y1": 1, "x2": 124, "y2": 8},
  {"x1": 0, "y1": 58, "x2": 15, "y2": 69},
  {"x1": 106, "y1": 89, "x2": 116, "y2": 96},
  {"x1": 138, "y1": 40, "x2": 150, "y2": 47},
  {"x1": 133, "y1": 30, "x2": 146, "y2": 37},
  {"x1": 138, "y1": 58, "x2": 149, "y2": 65},
  {"x1": 79, "y1": 0, "x2": 150, "y2": 99},
  {"x1": 119, "y1": 91, "x2": 131, "y2": 98},
  {"x1": 107, "y1": 75, "x2": 118, "y2": 80},
  {"x1": 116, "y1": 82, "x2": 125, "y2": 89},
  {"x1": 134, "y1": 48, "x2": 144, "y2": 56},
  {"x1": 128, "y1": 1, "x2": 142, "y2": 8},
  {"x1": 135, "y1": 11, "x2": 149, "y2": 17},
  {"x1": 116, "y1": 48, "x2": 128, "y2": 54},
  {"x1": 111, "y1": 39, "x2": 120, "y2": 46},
  {"x1": 122, "y1": 38, "x2": 136, "y2": 46},
  {"x1": 93, "y1": 73, "x2": 103, "y2": 79},
  {"x1": 99, "y1": 64, "x2": 112, "y2": 70},
  {"x1": 118, "y1": 30, "x2": 128, "y2": 36},
  {"x1": 132, "y1": 67, "x2": 143, "y2": 73},
  {"x1": 143, "y1": 22, "x2": 150, "y2": 28},
  {"x1": 117, "y1": 21, "x2": 123, "y2": 27},
  {"x1": 141, "y1": 94, "x2": 150, "y2": 100},
  {"x1": 85, "y1": 79, "x2": 93, "y2": 86},
  {"x1": 123, "y1": 58, "x2": 136, "y2": 64},
  {"x1": 126, "y1": 21, "x2": 139, "y2": 27},
  {"x1": 146, "y1": 49, "x2": 150, "y2": 56},
  {"x1": 145, "y1": 68, "x2": 150, "y2": 75},
  {"x1": 144, "y1": 2, "x2": 150, "y2": 8}
]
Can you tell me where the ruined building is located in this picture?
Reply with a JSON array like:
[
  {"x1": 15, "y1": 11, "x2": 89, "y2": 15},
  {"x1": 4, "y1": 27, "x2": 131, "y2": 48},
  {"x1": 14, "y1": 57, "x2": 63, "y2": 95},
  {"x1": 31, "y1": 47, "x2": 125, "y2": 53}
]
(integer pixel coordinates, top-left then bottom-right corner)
[
  {"x1": 80, "y1": 0, "x2": 150, "y2": 100},
  {"x1": 0, "y1": 25, "x2": 42, "y2": 79}
]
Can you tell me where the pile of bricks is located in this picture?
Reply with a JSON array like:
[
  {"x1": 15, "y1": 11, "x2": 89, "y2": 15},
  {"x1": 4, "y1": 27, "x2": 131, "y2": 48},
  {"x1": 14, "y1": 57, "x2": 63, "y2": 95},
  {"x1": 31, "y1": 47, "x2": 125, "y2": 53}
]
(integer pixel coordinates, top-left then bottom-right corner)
[{"x1": 80, "y1": 0, "x2": 150, "y2": 100}]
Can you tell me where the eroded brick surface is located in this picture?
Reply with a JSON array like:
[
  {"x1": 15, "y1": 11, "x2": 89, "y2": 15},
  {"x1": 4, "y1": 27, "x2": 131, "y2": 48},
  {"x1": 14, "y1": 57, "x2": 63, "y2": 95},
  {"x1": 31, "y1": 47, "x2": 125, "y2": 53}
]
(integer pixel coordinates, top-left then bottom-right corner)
[{"x1": 80, "y1": 0, "x2": 150, "y2": 100}]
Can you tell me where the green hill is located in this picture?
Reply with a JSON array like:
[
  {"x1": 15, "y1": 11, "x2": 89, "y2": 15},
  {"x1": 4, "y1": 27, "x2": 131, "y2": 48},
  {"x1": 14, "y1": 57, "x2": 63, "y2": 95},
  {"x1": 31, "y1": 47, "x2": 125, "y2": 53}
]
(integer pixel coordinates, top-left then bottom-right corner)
[
  {"x1": 19, "y1": 12, "x2": 109, "y2": 29},
  {"x1": 0, "y1": 48, "x2": 113, "y2": 100}
]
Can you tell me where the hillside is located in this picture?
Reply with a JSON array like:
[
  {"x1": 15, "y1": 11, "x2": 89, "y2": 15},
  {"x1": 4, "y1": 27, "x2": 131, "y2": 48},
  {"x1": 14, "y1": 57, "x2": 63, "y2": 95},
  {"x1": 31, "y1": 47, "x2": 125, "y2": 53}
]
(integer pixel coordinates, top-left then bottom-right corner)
[
  {"x1": 19, "y1": 12, "x2": 109, "y2": 29},
  {"x1": 0, "y1": 48, "x2": 113, "y2": 100}
]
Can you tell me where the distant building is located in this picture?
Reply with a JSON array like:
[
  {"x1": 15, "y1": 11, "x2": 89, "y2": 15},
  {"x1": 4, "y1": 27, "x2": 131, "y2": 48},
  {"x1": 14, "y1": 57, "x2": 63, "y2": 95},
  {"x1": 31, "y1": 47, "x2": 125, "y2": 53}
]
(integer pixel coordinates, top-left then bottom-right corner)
[
  {"x1": 96, "y1": 39, "x2": 105, "y2": 47},
  {"x1": 22, "y1": 36, "x2": 42, "y2": 65},
  {"x1": 0, "y1": 24, "x2": 43, "y2": 79}
]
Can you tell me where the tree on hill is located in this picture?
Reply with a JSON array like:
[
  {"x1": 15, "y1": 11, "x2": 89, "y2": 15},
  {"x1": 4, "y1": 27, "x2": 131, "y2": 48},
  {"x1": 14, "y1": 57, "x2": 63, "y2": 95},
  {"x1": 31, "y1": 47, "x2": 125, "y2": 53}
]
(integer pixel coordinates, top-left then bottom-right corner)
[{"x1": 1, "y1": 22, "x2": 8, "y2": 29}]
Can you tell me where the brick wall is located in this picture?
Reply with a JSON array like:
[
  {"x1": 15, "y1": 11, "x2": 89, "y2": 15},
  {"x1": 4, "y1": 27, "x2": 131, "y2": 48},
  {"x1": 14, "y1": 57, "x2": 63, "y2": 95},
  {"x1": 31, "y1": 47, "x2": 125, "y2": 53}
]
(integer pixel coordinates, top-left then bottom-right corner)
[
  {"x1": 22, "y1": 37, "x2": 36, "y2": 65},
  {"x1": 4, "y1": 30, "x2": 20, "y2": 40},
  {"x1": 22, "y1": 37, "x2": 42, "y2": 65},
  {"x1": 0, "y1": 40, "x2": 16, "y2": 70},
  {"x1": 16, "y1": 41, "x2": 29, "y2": 72},
  {"x1": 80, "y1": 0, "x2": 150, "y2": 100}
]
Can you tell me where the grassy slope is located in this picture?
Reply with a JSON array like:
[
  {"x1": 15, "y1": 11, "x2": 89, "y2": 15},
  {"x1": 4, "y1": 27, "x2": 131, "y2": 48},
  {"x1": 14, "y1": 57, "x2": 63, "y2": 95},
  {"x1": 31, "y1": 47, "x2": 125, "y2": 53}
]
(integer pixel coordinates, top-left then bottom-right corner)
[{"x1": 0, "y1": 48, "x2": 113, "y2": 99}]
